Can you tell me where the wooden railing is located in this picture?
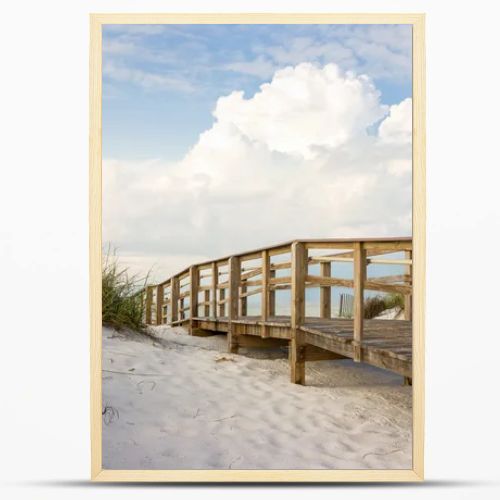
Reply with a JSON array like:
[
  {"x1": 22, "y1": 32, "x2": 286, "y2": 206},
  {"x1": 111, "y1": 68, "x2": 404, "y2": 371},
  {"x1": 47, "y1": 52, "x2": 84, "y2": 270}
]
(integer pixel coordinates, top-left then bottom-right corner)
[{"x1": 144, "y1": 237, "x2": 412, "y2": 368}]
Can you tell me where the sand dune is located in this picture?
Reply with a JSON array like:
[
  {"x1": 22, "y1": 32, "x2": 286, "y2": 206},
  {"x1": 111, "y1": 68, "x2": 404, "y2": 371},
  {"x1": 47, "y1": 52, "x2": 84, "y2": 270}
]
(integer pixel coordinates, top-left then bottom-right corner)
[{"x1": 102, "y1": 325, "x2": 412, "y2": 470}]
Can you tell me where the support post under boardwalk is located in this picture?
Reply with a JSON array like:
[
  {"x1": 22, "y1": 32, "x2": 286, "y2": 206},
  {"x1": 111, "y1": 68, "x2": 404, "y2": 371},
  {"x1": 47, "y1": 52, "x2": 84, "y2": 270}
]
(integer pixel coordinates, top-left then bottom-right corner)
[
  {"x1": 404, "y1": 250, "x2": 413, "y2": 321},
  {"x1": 189, "y1": 265, "x2": 199, "y2": 334},
  {"x1": 156, "y1": 284, "x2": 164, "y2": 325},
  {"x1": 290, "y1": 241, "x2": 307, "y2": 384},
  {"x1": 353, "y1": 242, "x2": 366, "y2": 362},
  {"x1": 170, "y1": 276, "x2": 179, "y2": 325},
  {"x1": 145, "y1": 286, "x2": 153, "y2": 325},
  {"x1": 227, "y1": 256, "x2": 241, "y2": 353},
  {"x1": 319, "y1": 261, "x2": 331, "y2": 319},
  {"x1": 261, "y1": 249, "x2": 270, "y2": 337}
]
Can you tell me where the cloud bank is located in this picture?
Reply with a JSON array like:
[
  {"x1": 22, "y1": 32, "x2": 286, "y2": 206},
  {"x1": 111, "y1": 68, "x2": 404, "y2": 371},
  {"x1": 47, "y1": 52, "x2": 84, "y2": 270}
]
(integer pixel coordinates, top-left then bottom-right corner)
[{"x1": 104, "y1": 63, "x2": 412, "y2": 279}]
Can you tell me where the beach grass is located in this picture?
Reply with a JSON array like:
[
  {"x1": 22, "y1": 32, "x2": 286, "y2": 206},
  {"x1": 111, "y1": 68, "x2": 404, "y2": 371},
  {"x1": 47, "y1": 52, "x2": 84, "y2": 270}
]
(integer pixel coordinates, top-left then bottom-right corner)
[
  {"x1": 364, "y1": 293, "x2": 404, "y2": 319},
  {"x1": 102, "y1": 249, "x2": 150, "y2": 332}
]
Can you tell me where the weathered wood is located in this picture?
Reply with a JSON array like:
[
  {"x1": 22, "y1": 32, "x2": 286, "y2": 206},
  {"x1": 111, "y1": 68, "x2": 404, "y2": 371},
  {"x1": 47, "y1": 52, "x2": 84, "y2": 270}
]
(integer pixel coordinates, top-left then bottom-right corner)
[
  {"x1": 290, "y1": 241, "x2": 307, "y2": 384},
  {"x1": 211, "y1": 262, "x2": 217, "y2": 319},
  {"x1": 261, "y1": 250, "x2": 270, "y2": 337},
  {"x1": 404, "y1": 250, "x2": 413, "y2": 321},
  {"x1": 366, "y1": 274, "x2": 410, "y2": 284},
  {"x1": 270, "y1": 261, "x2": 291, "y2": 270},
  {"x1": 269, "y1": 269, "x2": 276, "y2": 317},
  {"x1": 269, "y1": 245, "x2": 292, "y2": 257},
  {"x1": 156, "y1": 284, "x2": 164, "y2": 325},
  {"x1": 305, "y1": 242, "x2": 354, "y2": 250},
  {"x1": 270, "y1": 283, "x2": 291, "y2": 290},
  {"x1": 269, "y1": 276, "x2": 290, "y2": 285},
  {"x1": 242, "y1": 278, "x2": 263, "y2": 287},
  {"x1": 237, "y1": 334, "x2": 288, "y2": 349},
  {"x1": 191, "y1": 328, "x2": 218, "y2": 337},
  {"x1": 180, "y1": 297, "x2": 185, "y2": 319},
  {"x1": 303, "y1": 329, "x2": 412, "y2": 378},
  {"x1": 308, "y1": 247, "x2": 399, "y2": 264},
  {"x1": 361, "y1": 280, "x2": 412, "y2": 295},
  {"x1": 309, "y1": 256, "x2": 411, "y2": 265},
  {"x1": 240, "y1": 251, "x2": 262, "y2": 262},
  {"x1": 307, "y1": 274, "x2": 411, "y2": 295},
  {"x1": 187, "y1": 313, "x2": 412, "y2": 378},
  {"x1": 239, "y1": 287, "x2": 262, "y2": 298},
  {"x1": 241, "y1": 283, "x2": 247, "y2": 316},
  {"x1": 241, "y1": 268, "x2": 262, "y2": 281},
  {"x1": 363, "y1": 241, "x2": 412, "y2": 251},
  {"x1": 227, "y1": 255, "x2": 241, "y2": 353},
  {"x1": 145, "y1": 286, "x2": 153, "y2": 325},
  {"x1": 310, "y1": 256, "x2": 353, "y2": 263},
  {"x1": 146, "y1": 237, "x2": 413, "y2": 382},
  {"x1": 171, "y1": 318, "x2": 189, "y2": 326},
  {"x1": 304, "y1": 345, "x2": 347, "y2": 361},
  {"x1": 353, "y1": 241, "x2": 366, "y2": 362},
  {"x1": 219, "y1": 288, "x2": 226, "y2": 316},
  {"x1": 306, "y1": 275, "x2": 352, "y2": 288},
  {"x1": 170, "y1": 277, "x2": 179, "y2": 324},
  {"x1": 204, "y1": 289, "x2": 210, "y2": 317},
  {"x1": 368, "y1": 258, "x2": 412, "y2": 265},
  {"x1": 319, "y1": 262, "x2": 331, "y2": 319}
]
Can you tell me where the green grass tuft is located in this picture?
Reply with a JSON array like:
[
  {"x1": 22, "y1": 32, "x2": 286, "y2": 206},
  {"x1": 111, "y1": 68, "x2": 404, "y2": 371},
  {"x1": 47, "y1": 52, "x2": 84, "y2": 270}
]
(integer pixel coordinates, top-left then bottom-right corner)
[
  {"x1": 364, "y1": 293, "x2": 405, "y2": 319},
  {"x1": 102, "y1": 250, "x2": 150, "y2": 332}
]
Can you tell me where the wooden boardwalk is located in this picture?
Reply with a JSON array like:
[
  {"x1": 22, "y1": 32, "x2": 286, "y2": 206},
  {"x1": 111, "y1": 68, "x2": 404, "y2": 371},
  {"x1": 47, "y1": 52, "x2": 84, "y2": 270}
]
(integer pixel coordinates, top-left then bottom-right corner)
[{"x1": 144, "y1": 238, "x2": 413, "y2": 384}]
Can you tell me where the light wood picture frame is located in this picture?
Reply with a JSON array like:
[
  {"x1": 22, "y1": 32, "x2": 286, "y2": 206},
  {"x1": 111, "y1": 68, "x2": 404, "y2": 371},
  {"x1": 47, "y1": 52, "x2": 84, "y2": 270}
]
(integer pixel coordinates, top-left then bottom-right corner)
[{"x1": 90, "y1": 12, "x2": 425, "y2": 482}]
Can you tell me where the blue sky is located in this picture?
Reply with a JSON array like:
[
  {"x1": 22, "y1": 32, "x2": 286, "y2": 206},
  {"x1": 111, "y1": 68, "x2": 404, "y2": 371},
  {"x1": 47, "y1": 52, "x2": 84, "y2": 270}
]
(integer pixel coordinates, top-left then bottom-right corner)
[
  {"x1": 102, "y1": 24, "x2": 413, "y2": 294},
  {"x1": 103, "y1": 24, "x2": 412, "y2": 162}
]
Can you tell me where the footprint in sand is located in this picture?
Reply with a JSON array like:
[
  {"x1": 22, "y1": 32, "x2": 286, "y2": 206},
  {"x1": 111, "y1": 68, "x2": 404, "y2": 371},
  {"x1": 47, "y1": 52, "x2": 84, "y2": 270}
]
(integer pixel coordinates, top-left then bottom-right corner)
[{"x1": 137, "y1": 380, "x2": 156, "y2": 394}]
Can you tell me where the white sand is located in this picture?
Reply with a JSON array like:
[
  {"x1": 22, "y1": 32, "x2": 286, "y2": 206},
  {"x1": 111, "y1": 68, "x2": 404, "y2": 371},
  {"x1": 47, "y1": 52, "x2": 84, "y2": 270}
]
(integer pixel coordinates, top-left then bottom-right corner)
[{"x1": 102, "y1": 325, "x2": 412, "y2": 470}]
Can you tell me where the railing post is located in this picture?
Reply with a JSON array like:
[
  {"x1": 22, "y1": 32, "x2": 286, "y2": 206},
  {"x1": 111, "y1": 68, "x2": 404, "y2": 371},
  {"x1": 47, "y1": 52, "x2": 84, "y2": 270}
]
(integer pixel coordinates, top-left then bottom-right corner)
[
  {"x1": 211, "y1": 262, "x2": 217, "y2": 319},
  {"x1": 204, "y1": 290, "x2": 210, "y2": 317},
  {"x1": 170, "y1": 276, "x2": 179, "y2": 325},
  {"x1": 353, "y1": 241, "x2": 366, "y2": 362},
  {"x1": 219, "y1": 288, "x2": 225, "y2": 317},
  {"x1": 145, "y1": 286, "x2": 153, "y2": 325},
  {"x1": 227, "y1": 255, "x2": 241, "y2": 353},
  {"x1": 269, "y1": 269, "x2": 276, "y2": 317},
  {"x1": 240, "y1": 284, "x2": 247, "y2": 316},
  {"x1": 189, "y1": 265, "x2": 199, "y2": 334},
  {"x1": 261, "y1": 250, "x2": 270, "y2": 337},
  {"x1": 290, "y1": 241, "x2": 307, "y2": 384},
  {"x1": 319, "y1": 262, "x2": 331, "y2": 319},
  {"x1": 404, "y1": 250, "x2": 413, "y2": 321},
  {"x1": 156, "y1": 284, "x2": 164, "y2": 325}
]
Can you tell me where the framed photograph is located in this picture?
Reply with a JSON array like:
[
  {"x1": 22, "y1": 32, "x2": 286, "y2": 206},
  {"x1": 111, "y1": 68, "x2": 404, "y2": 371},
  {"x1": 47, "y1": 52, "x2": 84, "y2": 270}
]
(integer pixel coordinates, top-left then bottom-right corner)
[{"x1": 90, "y1": 13, "x2": 425, "y2": 482}]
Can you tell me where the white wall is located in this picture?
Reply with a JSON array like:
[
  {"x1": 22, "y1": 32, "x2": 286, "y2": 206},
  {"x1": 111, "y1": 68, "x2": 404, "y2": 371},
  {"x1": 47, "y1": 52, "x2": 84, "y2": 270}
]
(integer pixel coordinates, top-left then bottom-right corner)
[{"x1": 1, "y1": 1, "x2": 499, "y2": 498}]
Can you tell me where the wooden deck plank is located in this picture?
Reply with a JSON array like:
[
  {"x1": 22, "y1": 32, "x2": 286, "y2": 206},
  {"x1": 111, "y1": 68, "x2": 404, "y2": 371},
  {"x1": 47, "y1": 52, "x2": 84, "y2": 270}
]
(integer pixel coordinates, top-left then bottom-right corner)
[{"x1": 187, "y1": 314, "x2": 412, "y2": 377}]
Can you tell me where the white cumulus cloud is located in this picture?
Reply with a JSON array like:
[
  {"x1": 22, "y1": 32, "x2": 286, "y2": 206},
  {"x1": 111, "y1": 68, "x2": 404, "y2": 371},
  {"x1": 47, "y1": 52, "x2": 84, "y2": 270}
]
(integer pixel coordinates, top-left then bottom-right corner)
[{"x1": 103, "y1": 63, "x2": 412, "y2": 280}]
